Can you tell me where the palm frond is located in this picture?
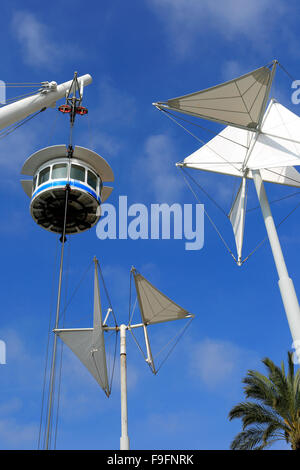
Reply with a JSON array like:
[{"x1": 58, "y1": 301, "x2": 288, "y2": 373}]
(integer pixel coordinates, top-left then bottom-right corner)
[
  {"x1": 262, "y1": 422, "x2": 286, "y2": 446},
  {"x1": 262, "y1": 357, "x2": 294, "y2": 422},
  {"x1": 287, "y1": 351, "x2": 295, "y2": 386},
  {"x1": 295, "y1": 368, "x2": 300, "y2": 413},
  {"x1": 229, "y1": 351, "x2": 300, "y2": 450},
  {"x1": 230, "y1": 426, "x2": 266, "y2": 450},
  {"x1": 243, "y1": 370, "x2": 278, "y2": 407},
  {"x1": 228, "y1": 401, "x2": 287, "y2": 432}
]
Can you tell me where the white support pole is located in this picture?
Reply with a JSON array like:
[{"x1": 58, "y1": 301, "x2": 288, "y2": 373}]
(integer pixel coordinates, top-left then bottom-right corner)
[
  {"x1": 120, "y1": 324, "x2": 130, "y2": 450},
  {"x1": 238, "y1": 176, "x2": 246, "y2": 267},
  {"x1": 253, "y1": 169, "x2": 300, "y2": 363}
]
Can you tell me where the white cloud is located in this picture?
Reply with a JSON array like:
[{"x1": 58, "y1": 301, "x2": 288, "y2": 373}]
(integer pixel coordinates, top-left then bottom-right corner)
[
  {"x1": 0, "y1": 417, "x2": 38, "y2": 448},
  {"x1": 0, "y1": 398, "x2": 22, "y2": 416},
  {"x1": 94, "y1": 131, "x2": 121, "y2": 157},
  {"x1": 0, "y1": 329, "x2": 45, "y2": 405},
  {"x1": 11, "y1": 11, "x2": 78, "y2": 69},
  {"x1": 83, "y1": 129, "x2": 121, "y2": 158},
  {"x1": 147, "y1": 410, "x2": 195, "y2": 435},
  {"x1": 96, "y1": 78, "x2": 137, "y2": 126},
  {"x1": 0, "y1": 329, "x2": 43, "y2": 448},
  {"x1": 148, "y1": 0, "x2": 287, "y2": 58},
  {"x1": 221, "y1": 60, "x2": 250, "y2": 82},
  {"x1": 189, "y1": 337, "x2": 259, "y2": 389},
  {"x1": 0, "y1": 126, "x2": 37, "y2": 172},
  {"x1": 135, "y1": 134, "x2": 185, "y2": 203},
  {"x1": 139, "y1": 262, "x2": 161, "y2": 282},
  {"x1": 81, "y1": 78, "x2": 137, "y2": 158},
  {"x1": 136, "y1": 134, "x2": 237, "y2": 208}
]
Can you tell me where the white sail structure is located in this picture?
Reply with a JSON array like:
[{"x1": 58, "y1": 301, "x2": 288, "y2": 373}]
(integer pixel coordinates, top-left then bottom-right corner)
[
  {"x1": 228, "y1": 177, "x2": 247, "y2": 266},
  {"x1": 155, "y1": 59, "x2": 300, "y2": 364},
  {"x1": 180, "y1": 99, "x2": 300, "y2": 263},
  {"x1": 55, "y1": 262, "x2": 195, "y2": 449},
  {"x1": 154, "y1": 64, "x2": 275, "y2": 131},
  {"x1": 54, "y1": 259, "x2": 110, "y2": 396},
  {"x1": 131, "y1": 268, "x2": 194, "y2": 375},
  {"x1": 247, "y1": 99, "x2": 300, "y2": 169},
  {"x1": 156, "y1": 59, "x2": 300, "y2": 263},
  {"x1": 180, "y1": 114, "x2": 300, "y2": 186}
]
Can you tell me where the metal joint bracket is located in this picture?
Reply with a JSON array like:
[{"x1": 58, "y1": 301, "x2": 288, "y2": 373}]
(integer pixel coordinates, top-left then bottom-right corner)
[{"x1": 39, "y1": 81, "x2": 58, "y2": 94}]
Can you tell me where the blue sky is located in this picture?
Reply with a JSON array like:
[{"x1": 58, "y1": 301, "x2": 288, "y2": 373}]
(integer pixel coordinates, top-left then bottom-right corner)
[{"x1": 0, "y1": 0, "x2": 300, "y2": 450}]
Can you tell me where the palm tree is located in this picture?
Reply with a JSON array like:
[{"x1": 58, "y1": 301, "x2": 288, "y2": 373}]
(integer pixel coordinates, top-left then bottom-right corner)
[{"x1": 228, "y1": 351, "x2": 300, "y2": 450}]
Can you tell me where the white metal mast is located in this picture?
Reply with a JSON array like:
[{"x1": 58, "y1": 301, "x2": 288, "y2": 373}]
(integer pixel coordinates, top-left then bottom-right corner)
[
  {"x1": 0, "y1": 74, "x2": 92, "y2": 130},
  {"x1": 119, "y1": 324, "x2": 130, "y2": 450},
  {"x1": 252, "y1": 170, "x2": 300, "y2": 358}
]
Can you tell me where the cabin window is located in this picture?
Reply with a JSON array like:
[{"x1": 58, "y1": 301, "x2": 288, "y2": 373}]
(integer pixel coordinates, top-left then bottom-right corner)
[
  {"x1": 52, "y1": 163, "x2": 67, "y2": 180},
  {"x1": 39, "y1": 166, "x2": 50, "y2": 185},
  {"x1": 87, "y1": 170, "x2": 97, "y2": 191},
  {"x1": 71, "y1": 164, "x2": 85, "y2": 182}
]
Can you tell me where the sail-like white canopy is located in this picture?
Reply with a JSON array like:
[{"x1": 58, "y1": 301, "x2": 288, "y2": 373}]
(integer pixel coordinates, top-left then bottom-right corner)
[
  {"x1": 247, "y1": 99, "x2": 300, "y2": 170},
  {"x1": 133, "y1": 270, "x2": 191, "y2": 325},
  {"x1": 155, "y1": 65, "x2": 274, "y2": 131},
  {"x1": 180, "y1": 125, "x2": 247, "y2": 177},
  {"x1": 55, "y1": 261, "x2": 110, "y2": 396},
  {"x1": 182, "y1": 97, "x2": 300, "y2": 186}
]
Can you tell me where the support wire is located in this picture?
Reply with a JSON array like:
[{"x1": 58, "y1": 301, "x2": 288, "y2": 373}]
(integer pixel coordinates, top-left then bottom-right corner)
[
  {"x1": 37, "y1": 235, "x2": 59, "y2": 449},
  {"x1": 53, "y1": 236, "x2": 71, "y2": 449},
  {"x1": 0, "y1": 107, "x2": 47, "y2": 140},
  {"x1": 44, "y1": 185, "x2": 70, "y2": 449},
  {"x1": 179, "y1": 167, "x2": 238, "y2": 263}
]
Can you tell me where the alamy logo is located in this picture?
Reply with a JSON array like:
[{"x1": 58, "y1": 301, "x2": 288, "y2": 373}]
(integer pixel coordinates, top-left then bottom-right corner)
[
  {"x1": 291, "y1": 81, "x2": 300, "y2": 105},
  {"x1": 0, "y1": 340, "x2": 6, "y2": 364},
  {"x1": 0, "y1": 80, "x2": 6, "y2": 105},
  {"x1": 96, "y1": 196, "x2": 204, "y2": 251}
]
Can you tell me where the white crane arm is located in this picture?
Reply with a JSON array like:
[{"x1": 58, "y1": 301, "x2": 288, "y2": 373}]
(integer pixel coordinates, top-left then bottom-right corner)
[{"x1": 0, "y1": 73, "x2": 92, "y2": 131}]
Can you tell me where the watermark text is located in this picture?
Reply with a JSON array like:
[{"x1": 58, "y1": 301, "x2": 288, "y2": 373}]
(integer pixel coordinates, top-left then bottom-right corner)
[{"x1": 96, "y1": 196, "x2": 204, "y2": 251}]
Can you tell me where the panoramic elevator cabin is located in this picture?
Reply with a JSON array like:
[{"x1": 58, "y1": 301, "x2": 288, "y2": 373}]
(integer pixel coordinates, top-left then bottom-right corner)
[{"x1": 20, "y1": 144, "x2": 114, "y2": 234}]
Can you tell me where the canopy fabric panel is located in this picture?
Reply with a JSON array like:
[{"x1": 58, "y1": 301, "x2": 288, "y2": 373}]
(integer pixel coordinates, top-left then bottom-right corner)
[
  {"x1": 57, "y1": 329, "x2": 109, "y2": 395},
  {"x1": 229, "y1": 178, "x2": 247, "y2": 264},
  {"x1": 255, "y1": 166, "x2": 300, "y2": 187},
  {"x1": 182, "y1": 120, "x2": 300, "y2": 187},
  {"x1": 247, "y1": 100, "x2": 300, "y2": 170},
  {"x1": 156, "y1": 66, "x2": 273, "y2": 130},
  {"x1": 133, "y1": 271, "x2": 190, "y2": 325},
  {"x1": 182, "y1": 125, "x2": 249, "y2": 177}
]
